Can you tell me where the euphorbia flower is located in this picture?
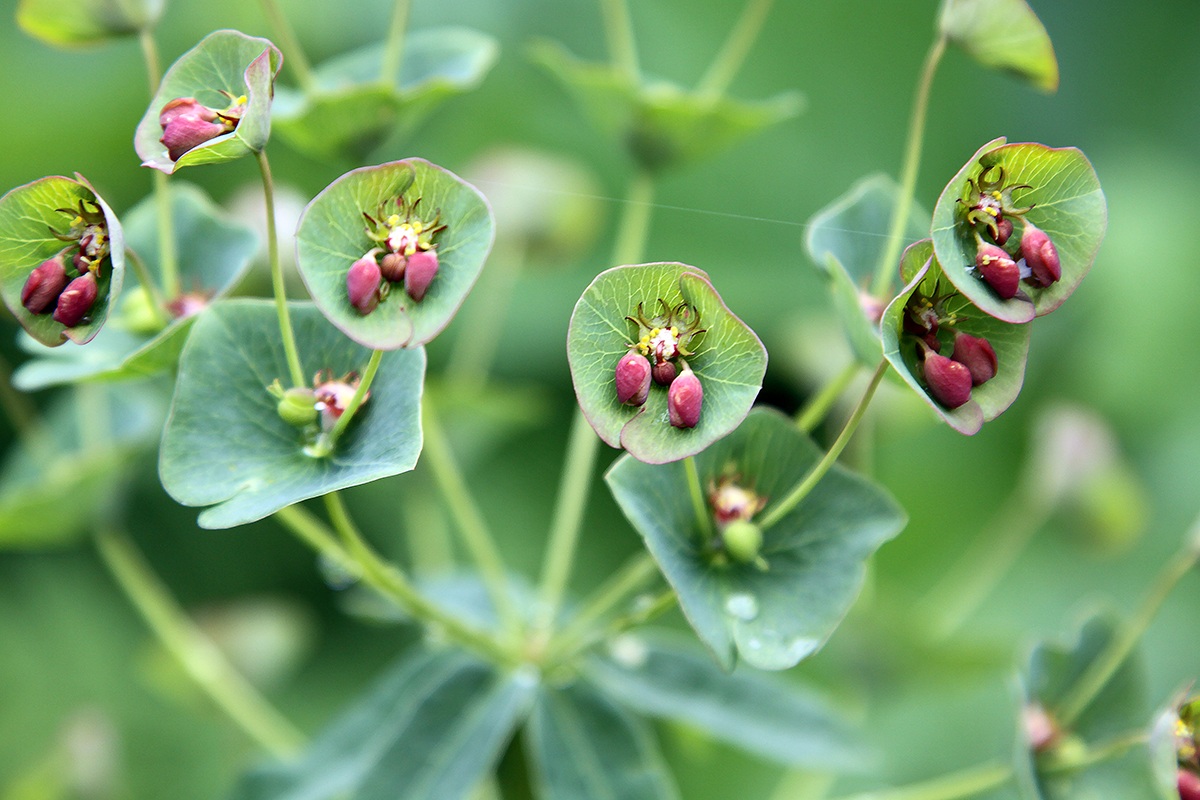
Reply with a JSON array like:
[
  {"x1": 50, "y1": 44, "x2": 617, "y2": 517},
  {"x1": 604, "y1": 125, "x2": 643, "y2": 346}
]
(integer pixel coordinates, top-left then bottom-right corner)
[
  {"x1": 668, "y1": 365, "x2": 703, "y2": 428},
  {"x1": 158, "y1": 95, "x2": 244, "y2": 162}
]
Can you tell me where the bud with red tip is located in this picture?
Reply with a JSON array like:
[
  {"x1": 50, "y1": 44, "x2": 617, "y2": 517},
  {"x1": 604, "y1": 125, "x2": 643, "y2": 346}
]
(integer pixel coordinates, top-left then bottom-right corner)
[
  {"x1": 615, "y1": 351, "x2": 652, "y2": 406},
  {"x1": 975, "y1": 239, "x2": 1020, "y2": 299},
  {"x1": 1020, "y1": 223, "x2": 1061, "y2": 287},
  {"x1": 346, "y1": 255, "x2": 382, "y2": 314},
  {"x1": 1180, "y1": 770, "x2": 1200, "y2": 800},
  {"x1": 21, "y1": 257, "x2": 70, "y2": 314},
  {"x1": 404, "y1": 249, "x2": 439, "y2": 301},
  {"x1": 668, "y1": 366, "x2": 703, "y2": 428},
  {"x1": 923, "y1": 350, "x2": 972, "y2": 409},
  {"x1": 951, "y1": 332, "x2": 997, "y2": 386},
  {"x1": 52, "y1": 272, "x2": 98, "y2": 327},
  {"x1": 651, "y1": 360, "x2": 676, "y2": 386}
]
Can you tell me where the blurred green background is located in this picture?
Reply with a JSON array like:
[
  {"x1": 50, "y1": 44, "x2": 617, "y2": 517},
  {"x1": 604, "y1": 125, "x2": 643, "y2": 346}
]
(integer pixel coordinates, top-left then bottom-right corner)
[{"x1": 1, "y1": 0, "x2": 1198, "y2": 797}]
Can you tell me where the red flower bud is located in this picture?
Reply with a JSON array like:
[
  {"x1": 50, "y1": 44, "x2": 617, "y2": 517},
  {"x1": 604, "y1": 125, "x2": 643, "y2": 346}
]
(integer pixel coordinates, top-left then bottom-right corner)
[
  {"x1": 923, "y1": 351, "x2": 972, "y2": 409},
  {"x1": 993, "y1": 216, "x2": 1013, "y2": 246},
  {"x1": 1020, "y1": 224, "x2": 1061, "y2": 287},
  {"x1": 651, "y1": 359, "x2": 676, "y2": 386},
  {"x1": 21, "y1": 257, "x2": 69, "y2": 314},
  {"x1": 52, "y1": 272, "x2": 98, "y2": 327},
  {"x1": 379, "y1": 251, "x2": 406, "y2": 282},
  {"x1": 951, "y1": 332, "x2": 998, "y2": 386},
  {"x1": 668, "y1": 367, "x2": 703, "y2": 428},
  {"x1": 159, "y1": 97, "x2": 218, "y2": 128},
  {"x1": 976, "y1": 241, "x2": 1020, "y2": 299},
  {"x1": 404, "y1": 249, "x2": 439, "y2": 302},
  {"x1": 346, "y1": 256, "x2": 382, "y2": 314},
  {"x1": 1179, "y1": 770, "x2": 1200, "y2": 800},
  {"x1": 161, "y1": 116, "x2": 228, "y2": 162},
  {"x1": 168, "y1": 292, "x2": 210, "y2": 320},
  {"x1": 615, "y1": 351, "x2": 651, "y2": 406}
]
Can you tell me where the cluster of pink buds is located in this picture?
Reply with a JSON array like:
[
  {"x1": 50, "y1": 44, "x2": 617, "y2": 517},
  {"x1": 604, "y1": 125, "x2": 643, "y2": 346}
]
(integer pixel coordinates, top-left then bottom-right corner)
[
  {"x1": 904, "y1": 280, "x2": 998, "y2": 410},
  {"x1": 960, "y1": 165, "x2": 1061, "y2": 299},
  {"x1": 158, "y1": 94, "x2": 245, "y2": 162},
  {"x1": 707, "y1": 472, "x2": 768, "y2": 566},
  {"x1": 269, "y1": 370, "x2": 370, "y2": 434},
  {"x1": 614, "y1": 299, "x2": 707, "y2": 428},
  {"x1": 347, "y1": 195, "x2": 446, "y2": 315},
  {"x1": 21, "y1": 200, "x2": 110, "y2": 327}
]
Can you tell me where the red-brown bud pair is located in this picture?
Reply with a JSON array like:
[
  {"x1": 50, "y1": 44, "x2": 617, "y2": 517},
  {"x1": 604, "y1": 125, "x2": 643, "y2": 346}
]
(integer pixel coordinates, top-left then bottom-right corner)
[
  {"x1": 1020, "y1": 223, "x2": 1061, "y2": 287},
  {"x1": 922, "y1": 332, "x2": 997, "y2": 409},
  {"x1": 21, "y1": 257, "x2": 69, "y2": 314}
]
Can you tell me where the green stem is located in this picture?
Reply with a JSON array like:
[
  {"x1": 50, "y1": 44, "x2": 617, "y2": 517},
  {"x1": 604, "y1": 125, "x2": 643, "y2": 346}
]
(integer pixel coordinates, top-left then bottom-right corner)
[
  {"x1": 696, "y1": 0, "x2": 775, "y2": 100},
  {"x1": 534, "y1": 408, "x2": 602, "y2": 633},
  {"x1": 544, "y1": 552, "x2": 660, "y2": 662},
  {"x1": 795, "y1": 361, "x2": 861, "y2": 433},
  {"x1": 421, "y1": 398, "x2": 521, "y2": 635},
  {"x1": 258, "y1": 0, "x2": 319, "y2": 94},
  {"x1": 0, "y1": 350, "x2": 40, "y2": 445},
  {"x1": 869, "y1": 34, "x2": 946, "y2": 299},
  {"x1": 275, "y1": 501, "x2": 513, "y2": 664},
  {"x1": 137, "y1": 30, "x2": 180, "y2": 299},
  {"x1": 759, "y1": 360, "x2": 888, "y2": 530},
  {"x1": 94, "y1": 527, "x2": 304, "y2": 757},
  {"x1": 313, "y1": 349, "x2": 383, "y2": 455},
  {"x1": 613, "y1": 172, "x2": 654, "y2": 265},
  {"x1": 827, "y1": 762, "x2": 1011, "y2": 800},
  {"x1": 256, "y1": 150, "x2": 305, "y2": 388},
  {"x1": 124, "y1": 248, "x2": 171, "y2": 327},
  {"x1": 600, "y1": 0, "x2": 640, "y2": 83},
  {"x1": 401, "y1": 475, "x2": 456, "y2": 572},
  {"x1": 138, "y1": 28, "x2": 161, "y2": 96},
  {"x1": 1057, "y1": 522, "x2": 1200, "y2": 726},
  {"x1": 379, "y1": 0, "x2": 411, "y2": 86},
  {"x1": 683, "y1": 456, "x2": 713, "y2": 541}
]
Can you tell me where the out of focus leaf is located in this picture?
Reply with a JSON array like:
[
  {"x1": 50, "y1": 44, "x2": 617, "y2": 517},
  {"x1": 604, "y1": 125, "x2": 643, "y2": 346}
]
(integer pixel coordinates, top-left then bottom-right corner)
[
  {"x1": 17, "y1": 0, "x2": 162, "y2": 47},
  {"x1": 939, "y1": 0, "x2": 1059, "y2": 92}
]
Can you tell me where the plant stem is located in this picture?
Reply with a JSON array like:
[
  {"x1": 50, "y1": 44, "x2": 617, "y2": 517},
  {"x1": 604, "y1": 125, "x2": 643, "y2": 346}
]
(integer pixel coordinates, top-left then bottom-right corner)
[
  {"x1": 94, "y1": 526, "x2": 304, "y2": 757},
  {"x1": 869, "y1": 34, "x2": 946, "y2": 299},
  {"x1": 421, "y1": 398, "x2": 521, "y2": 635},
  {"x1": 544, "y1": 552, "x2": 660, "y2": 662},
  {"x1": 323, "y1": 349, "x2": 383, "y2": 446},
  {"x1": 274, "y1": 504, "x2": 359, "y2": 576},
  {"x1": 401, "y1": 475, "x2": 456, "y2": 572},
  {"x1": 683, "y1": 456, "x2": 714, "y2": 541},
  {"x1": 795, "y1": 361, "x2": 861, "y2": 433},
  {"x1": 612, "y1": 172, "x2": 655, "y2": 265},
  {"x1": 534, "y1": 409, "x2": 602, "y2": 633},
  {"x1": 759, "y1": 360, "x2": 888, "y2": 530},
  {"x1": 138, "y1": 29, "x2": 161, "y2": 94},
  {"x1": 124, "y1": 248, "x2": 171, "y2": 327},
  {"x1": 137, "y1": 30, "x2": 181, "y2": 299},
  {"x1": 255, "y1": 150, "x2": 306, "y2": 388},
  {"x1": 379, "y1": 0, "x2": 411, "y2": 86},
  {"x1": 600, "y1": 0, "x2": 640, "y2": 83},
  {"x1": 1057, "y1": 519, "x2": 1200, "y2": 726},
  {"x1": 258, "y1": 0, "x2": 319, "y2": 94},
  {"x1": 827, "y1": 762, "x2": 1011, "y2": 800},
  {"x1": 0, "y1": 350, "x2": 40, "y2": 445},
  {"x1": 696, "y1": 0, "x2": 775, "y2": 100}
]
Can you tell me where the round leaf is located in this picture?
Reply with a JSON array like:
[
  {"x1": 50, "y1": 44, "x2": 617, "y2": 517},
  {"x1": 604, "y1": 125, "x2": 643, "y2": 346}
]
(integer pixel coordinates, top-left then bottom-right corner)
[
  {"x1": 939, "y1": 0, "x2": 1059, "y2": 92},
  {"x1": 14, "y1": 182, "x2": 257, "y2": 389},
  {"x1": 17, "y1": 0, "x2": 162, "y2": 46},
  {"x1": 605, "y1": 408, "x2": 906, "y2": 670},
  {"x1": 568, "y1": 263, "x2": 766, "y2": 465},
  {"x1": 159, "y1": 299, "x2": 426, "y2": 529},
  {"x1": 134, "y1": 31, "x2": 282, "y2": 174},
  {"x1": 882, "y1": 240, "x2": 1031, "y2": 435},
  {"x1": 0, "y1": 174, "x2": 125, "y2": 346},
  {"x1": 295, "y1": 158, "x2": 494, "y2": 350},
  {"x1": 931, "y1": 139, "x2": 1107, "y2": 322},
  {"x1": 272, "y1": 27, "x2": 499, "y2": 163}
]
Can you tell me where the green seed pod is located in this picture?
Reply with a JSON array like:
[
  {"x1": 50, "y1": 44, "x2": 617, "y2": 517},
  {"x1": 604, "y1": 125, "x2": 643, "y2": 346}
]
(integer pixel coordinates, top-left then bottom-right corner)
[
  {"x1": 277, "y1": 387, "x2": 318, "y2": 427},
  {"x1": 722, "y1": 519, "x2": 763, "y2": 564}
]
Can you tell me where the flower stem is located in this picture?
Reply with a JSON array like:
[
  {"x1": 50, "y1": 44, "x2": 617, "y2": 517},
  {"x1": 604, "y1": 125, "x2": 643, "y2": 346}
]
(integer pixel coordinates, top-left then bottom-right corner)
[
  {"x1": 124, "y1": 247, "x2": 171, "y2": 328},
  {"x1": 258, "y1": 0, "x2": 319, "y2": 94},
  {"x1": 1057, "y1": 516, "x2": 1200, "y2": 727},
  {"x1": 94, "y1": 526, "x2": 305, "y2": 757},
  {"x1": 137, "y1": 30, "x2": 181, "y2": 300},
  {"x1": 255, "y1": 150, "x2": 306, "y2": 388},
  {"x1": 544, "y1": 552, "x2": 661, "y2": 663},
  {"x1": 795, "y1": 361, "x2": 861, "y2": 433},
  {"x1": 759, "y1": 359, "x2": 888, "y2": 530},
  {"x1": 320, "y1": 349, "x2": 383, "y2": 452},
  {"x1": 613, "y1": 171, "x2": 655, "y2": 265},
  {"x1": 683, "y1": 456, "x2": 714, "y2": 541},
  {"x1": 696, "y1": 0, "x2": 775, "y2": 100},
  {"x1": 138, "y1": 29, "x2": 161, "y2": 94},
  {"x1": 600, "y1": 0, "x2": 640, "y2": 83},
  {"x1": 869, "y1": 34, "x2": 946, "y2": 299},
  {"x1": 826, "y1": 761, "x2": 1011, "y2": 800},
  {"x1": 421, "y1": 398, "x2": 521, "y2": 636},
  {"x1": 380, "y1": 0, "x2": 411, "y2": 86},
  {"x1": 534, "y1": 408, "x2": 602, "y2": 633},
  {"x1": 0, "y1": 350, "x2": 40, "y2": 445}
]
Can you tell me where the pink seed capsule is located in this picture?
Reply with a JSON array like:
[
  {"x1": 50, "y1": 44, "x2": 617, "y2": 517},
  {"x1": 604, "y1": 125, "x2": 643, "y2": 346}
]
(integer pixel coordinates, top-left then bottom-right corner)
[
  {"x1": 1020, "y1": 224, "x2": 1061, "y2": 287},
  {"x1": 1179, "y1": 770, "x2": 1200, "y2": 800},
  {"x1": 651, "y1": 359, "x2": 676, "y2": 386},
  {"x1": 975, "y1": 242, "x2": 1020, "y2": 299},
  {"x1": 21, "y1": 257, "x2": 69, "y2": 314},
  {"x1": 161, "y1": 116, "x2": 229, "y2": 161},
  {"x1": 951, "y1": 332, "x2": 998, "y2": 386},
  {"x1": 346, "y1": 257, "x2": 382, "y2": 314},
  {"x1": 923, "y1": 352, "x2": 973, "y2": 409},
  {"x1": 159, "y1": 97, "x2": 218, "y2": 128},
  {"x1": 993, "y1": 216, "x2": 1014, "y2": 246},
  {"x1": 53, "y1": 272, "x2": 98, "y2": 327},
  {"x1": 615, "y1": 351, "x2": 652, "y2": 406},
  {"x1": 404, "y1": 249, "x2": 439, "y2": 302},
  {"x1": 668, "y1": 367, "x2": 703, "y2": 428},
  {"x1": 379, "y1": 251, "x2": 407, "y2": 282}
]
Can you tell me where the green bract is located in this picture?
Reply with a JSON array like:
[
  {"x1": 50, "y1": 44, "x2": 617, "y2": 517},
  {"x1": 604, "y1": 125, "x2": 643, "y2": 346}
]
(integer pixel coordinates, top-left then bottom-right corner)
[
  {"x1": 939, "y1": 0, "x2": 1059, "y2": 92},
  {"x1": 0, "y1": 174, "x2": 125, "y2": 346},
  {"x1": 159, "y1": 300, "x2": 426, "y2": 529},
  {"x1": 882, "y1": 239, "x2": 1031, "y2": 435},
  {"x1": 606, "y1": 409, "x2": 905, "y2": 670},
  {"x1": 531, "y1": 40, "x2": 800, "y2": 174},
  {"x1": 295, "y1": 159, "x2": 494, "y2": 349},
  {"x1": 14, "y1": 183, "x2": 257, "y2": 389},
  {"x1": 568, "y1": 263, "x2": 766, "y2": 464},
  {"x1": 17, "y1": 0, "x2": 162, "y2": 46},
  {"x1": 806, "y1": 173, "x2": 931, "y2": 365},
  {"x1": 134, "y1": 30, "x2": 282, "y2": 174},
  {"x1": 932, "y1": 138, "x2": 1107, "y2": 323},
  {"x1": 272, "y1": 28, "x2": 499, "y2": 163}
]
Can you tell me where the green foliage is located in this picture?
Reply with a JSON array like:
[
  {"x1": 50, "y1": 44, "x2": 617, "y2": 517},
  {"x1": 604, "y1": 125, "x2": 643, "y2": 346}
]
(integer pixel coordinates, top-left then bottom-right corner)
[
  {"x1": 16, "y1": 0, "x2": 162, "y2": 46},
  {"x1": 939, "y1": 0, "x2": 1059, "y2": 92},
  {"x1": 158, "y1": 300, "x2": 426, "y2": 529},
  {"x1": 606, "y1": 408, "x2": 905, "y2": 670}
]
